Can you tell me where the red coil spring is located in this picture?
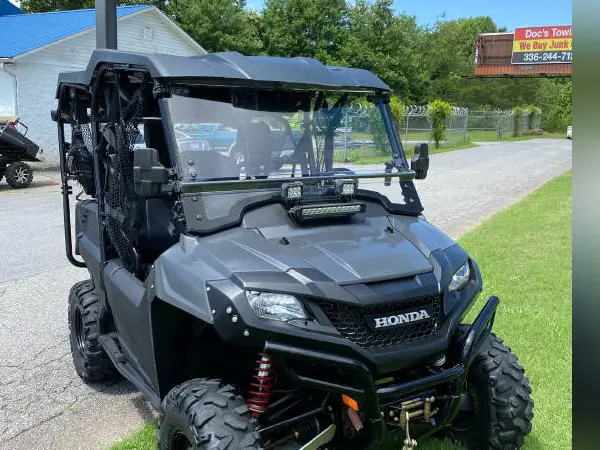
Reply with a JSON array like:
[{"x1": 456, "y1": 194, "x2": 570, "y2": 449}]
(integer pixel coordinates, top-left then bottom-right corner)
[{"x1": 247, "y1": 353, "x2": 275, "y2": 417}]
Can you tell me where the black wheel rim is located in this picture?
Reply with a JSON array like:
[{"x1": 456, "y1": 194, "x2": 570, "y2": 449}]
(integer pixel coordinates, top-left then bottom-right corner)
[
  {"x1": 172, "y1": 432, "x2": 193, "y2": 450},
  {"x1": 74, "y1": 307, "x2": 85, "y2": 354}
]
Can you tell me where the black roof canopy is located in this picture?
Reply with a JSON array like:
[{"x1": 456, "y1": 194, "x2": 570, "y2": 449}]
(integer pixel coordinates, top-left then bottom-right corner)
[{"x1": 56, "y1": 49, "x2": 391, "y2": 97}]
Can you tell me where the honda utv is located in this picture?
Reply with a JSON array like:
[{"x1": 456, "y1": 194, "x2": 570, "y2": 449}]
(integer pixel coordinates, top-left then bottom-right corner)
[{"x1": 53, "y1": 49, "x2": 533, "y2": 450}]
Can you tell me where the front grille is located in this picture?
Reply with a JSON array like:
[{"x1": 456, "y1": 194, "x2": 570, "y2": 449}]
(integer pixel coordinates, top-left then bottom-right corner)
[{"x1": 319, "y1": 295, "x2": 444, "y2": 349}]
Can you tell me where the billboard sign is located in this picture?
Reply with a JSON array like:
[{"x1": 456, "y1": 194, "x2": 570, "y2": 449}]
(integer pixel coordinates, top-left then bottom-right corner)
[{"x1": 512, "y1": 25, "x2": 572, "y2": 64}]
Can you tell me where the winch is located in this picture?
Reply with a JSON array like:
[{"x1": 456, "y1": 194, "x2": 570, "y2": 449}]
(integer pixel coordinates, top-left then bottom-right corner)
[
  {"x1": 386, "y1": 395, "x2": 439, "y2": 449},
  {"x1": 387, "y1": 395, "x2": 438, "y2": 426}
]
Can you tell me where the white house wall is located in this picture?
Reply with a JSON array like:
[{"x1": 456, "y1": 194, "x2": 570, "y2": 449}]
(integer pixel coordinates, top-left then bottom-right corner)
[
  {"x1": 16, "y1": 9, "x2": 204, "y2": 166},
  {"x1": 0, "y1": 68, "x2": 16, "y2": 116}
]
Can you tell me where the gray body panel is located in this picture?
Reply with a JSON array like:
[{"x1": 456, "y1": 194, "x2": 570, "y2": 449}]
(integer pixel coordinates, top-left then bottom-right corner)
[
  {"x1": 73, "y1": 196, "x2": 475, "y2": 385},
  {"x1": 259, "y1": 217, "x2": 433, "y2": 285},
  {"x1": 154, "y1": 209, "x2": 459, "y2": 319}
]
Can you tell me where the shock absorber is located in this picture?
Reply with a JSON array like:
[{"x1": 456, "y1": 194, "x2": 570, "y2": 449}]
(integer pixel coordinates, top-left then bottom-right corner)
[{"x1": 247, "y1": 353, "x2": 275, "y2": 417}]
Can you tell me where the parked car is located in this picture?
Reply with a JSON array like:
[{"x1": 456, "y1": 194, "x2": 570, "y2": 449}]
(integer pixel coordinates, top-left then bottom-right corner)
[
  {"x1": 567, "y1": 125, "x2": 572, "y2": 140},
  {"x1": 178, "y1": 123, "x2": 238, "y2": 151}
]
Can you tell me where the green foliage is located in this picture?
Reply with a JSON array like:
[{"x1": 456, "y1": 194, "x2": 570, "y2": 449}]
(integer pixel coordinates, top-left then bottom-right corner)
[
  {"x1": 367, "y1": 104, "x2": 389, "y2": 154},
  {"x1": 19, "y1": 0, "x2": 570, "y2": 121},
  {"x1": 423, "y1": 16, "x2": 496, "y2": 104},
  {"x1": 20, "y1": 0, "x2": 90, "y2": 11},
  {"x1": 426, "y1": 100, "x2": 452, "y2": 148},
  {"x1": 524, "y1": 105, "x2": 541, "y2": 130},
  {"x1": 169, "y1": 0, "x2": 263, "y2": 54},
  {"x1": 541, "y1": 80, "x2": 572, "y2": 132},
  {"x1": 389, "y1": 96, "x2": 405, "y2": 127},
  {"x1": 262, "y1": 0, "x2": 348, "y2": 63},
  {"x1": 512, "y1": 106, "x2": 524, "y2": 137},
  {"x1": 338, "y1": 0, "x2": 425, "y2": 102},
  {"x1": 21, "y1": 0, "x2": 167, "y2": 13}
]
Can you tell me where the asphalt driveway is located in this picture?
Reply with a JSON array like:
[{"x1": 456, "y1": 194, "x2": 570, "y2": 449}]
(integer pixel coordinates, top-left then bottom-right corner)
[{"x1": 0, "y1": 138, "x2": 571, "y2": 450}]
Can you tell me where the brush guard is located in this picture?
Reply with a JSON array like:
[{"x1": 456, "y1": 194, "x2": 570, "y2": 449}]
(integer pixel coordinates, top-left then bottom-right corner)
[{"x1": 264, "y1": 296, "x2": 499, "y2": 445}]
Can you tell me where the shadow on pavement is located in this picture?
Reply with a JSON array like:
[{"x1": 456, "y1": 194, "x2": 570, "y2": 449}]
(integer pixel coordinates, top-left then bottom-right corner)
[
  {"x1": 0, "y1": 177, "x2": 60, "y2": 192},
  {"x1": 93, "y1": 380, "x2": 156, "y2": 419}
]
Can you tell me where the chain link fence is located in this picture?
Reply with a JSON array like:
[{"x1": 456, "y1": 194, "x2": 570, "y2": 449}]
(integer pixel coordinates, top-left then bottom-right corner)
[{"x1": 334, "y1": 104, "x2": 542, "y2": 157}]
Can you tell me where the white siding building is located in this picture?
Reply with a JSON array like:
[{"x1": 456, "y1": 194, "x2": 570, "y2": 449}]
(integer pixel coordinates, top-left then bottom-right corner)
[{"x1": 0, "y1": 4, "x2": 206, "y2": 166}]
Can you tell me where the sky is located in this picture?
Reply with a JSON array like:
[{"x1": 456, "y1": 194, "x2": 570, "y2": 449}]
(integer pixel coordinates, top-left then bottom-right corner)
[{"x1": 245, "y1": 0, "x2": 573, "y2": 31}]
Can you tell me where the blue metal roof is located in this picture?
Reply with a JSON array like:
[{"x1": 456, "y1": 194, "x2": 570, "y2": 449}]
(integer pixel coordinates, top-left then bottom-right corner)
[
  {"x1": 0, "y1": 5, "x2": 151, "y2": 58},
  {"x1": 0, "y1": 0, "x2": 22, "y2": 16}
]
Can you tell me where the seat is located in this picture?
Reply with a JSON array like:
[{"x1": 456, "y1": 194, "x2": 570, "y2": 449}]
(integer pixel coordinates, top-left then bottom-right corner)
[{"x1": 243, "y1": 121, "x2": 273, "y2": 178}]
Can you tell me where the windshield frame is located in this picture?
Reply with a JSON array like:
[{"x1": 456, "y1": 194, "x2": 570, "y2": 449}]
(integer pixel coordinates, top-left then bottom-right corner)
[
  {"x1": 160, "y1": 84, "x2": 415, "y2": 192},
  {"x1": 157, "y1": 83, "x2": 424, "y2": 233}
]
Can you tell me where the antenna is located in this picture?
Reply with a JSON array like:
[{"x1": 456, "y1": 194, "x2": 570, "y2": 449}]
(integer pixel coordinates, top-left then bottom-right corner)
[{"x1": 95, "y1": 0, "x2": 117, "y2": 49}]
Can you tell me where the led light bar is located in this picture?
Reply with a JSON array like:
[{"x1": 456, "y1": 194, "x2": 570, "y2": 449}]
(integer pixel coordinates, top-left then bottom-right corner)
[{"x1": 290, "y1": 202, "x2": 366, "y2": 221}]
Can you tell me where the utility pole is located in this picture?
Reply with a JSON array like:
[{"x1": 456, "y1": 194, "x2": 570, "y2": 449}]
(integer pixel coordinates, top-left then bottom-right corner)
[{"x1": 95, "y1": 0, "x2": 117, "y2": 49}]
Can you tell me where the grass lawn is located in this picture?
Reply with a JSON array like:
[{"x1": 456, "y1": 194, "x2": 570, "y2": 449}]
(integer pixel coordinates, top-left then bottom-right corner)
[
  {"x1": 109, "y1": 421, "x2": 158, "y2": 450},
  {"x1": 340, "y1": 129, "x2": 566, "y2": 166},
  {"x1": 107, "y1": 171, "x2": 572, "y2": 450},
  {"x1": 335, "y1": 141, "x2": 478, "y2": 165}
]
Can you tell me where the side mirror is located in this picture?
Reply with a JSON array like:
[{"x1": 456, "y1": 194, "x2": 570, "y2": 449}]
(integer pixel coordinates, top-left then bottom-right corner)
[
  {"x1": 133, "y1": 148, "x2": 169, "y2": 196},
  {"x1": 51, "y1": 109, "x2": 58, "y2": 123},
  {"x1": 411, "y1": 143, "x2": 429, "y2": 180}
]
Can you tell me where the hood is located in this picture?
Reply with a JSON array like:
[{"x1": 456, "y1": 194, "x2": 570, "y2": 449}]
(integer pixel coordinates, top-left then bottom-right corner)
[
  {"x1": 197, "y1": 215, "x2": 448, "y2": 286},
  {"x1": 264, "y1": 221, "x2": 432, "y2": 284}
]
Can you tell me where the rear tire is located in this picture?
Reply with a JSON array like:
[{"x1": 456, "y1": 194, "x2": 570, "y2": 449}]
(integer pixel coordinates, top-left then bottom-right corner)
[
  {"x1": 444, "y1": 326, "x2": 534, "y2": 449},
  {"x1": 158, "y1": 378, "x2": 262, "y2": 450},
  {"x1": 68, "y1": 280, "x2": 121, "y2": 382},
  {"x1": 5, "y1": 161, "x2": 33, "y2": 188}
]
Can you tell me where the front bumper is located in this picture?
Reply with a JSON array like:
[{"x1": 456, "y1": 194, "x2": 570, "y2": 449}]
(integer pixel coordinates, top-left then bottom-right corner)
[
  {"x1": 207, "y1": 257, "x2": 484, "y2": 376},
  {"x1": 264, "y1": 295, "x2": 500, "y2": 444}
]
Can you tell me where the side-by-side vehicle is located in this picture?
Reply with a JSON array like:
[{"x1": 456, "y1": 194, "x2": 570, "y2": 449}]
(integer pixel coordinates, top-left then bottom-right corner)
[{"x1": 53, "y1": 49, "x2": 533, "y2": 450}]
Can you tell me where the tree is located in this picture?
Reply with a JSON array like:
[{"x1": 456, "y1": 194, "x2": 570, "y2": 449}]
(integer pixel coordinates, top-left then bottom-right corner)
[
  {"x1": 21, "y1": 0, "x2": 92, "y2": 12},
  {"x1": 541, "y1": 79, "x2": 572, "y2": 131},
  {"x1": 262, "y1": 0, "x2": 348, "y2": 63},
  {"x1": 422, "y1": 17, "x2": 498, "y2": 104},
  {"x1": 426, "y1": 100, "x2": 452, "y2": 148},
  {"x1": 340, "y1": 0, "x2": 425, "y2": 101},
  {"x1": 389, "y1": 95, "x2": 405, "y2": 128},
  {"x1": 21, "y1": 0, "x2": 168, "y2": 13},
  {"x1": 170, "y1": 0, "x2": 263, "y2": 55}
]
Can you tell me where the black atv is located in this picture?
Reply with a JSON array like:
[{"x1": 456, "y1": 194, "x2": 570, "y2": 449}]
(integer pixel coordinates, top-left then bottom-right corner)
[
  {"x1": 0, "y1": 116, "x2": 41, "y2": 188},
  {"x1": 53, "y1": 49, "x2": 534, "y2": 450}
]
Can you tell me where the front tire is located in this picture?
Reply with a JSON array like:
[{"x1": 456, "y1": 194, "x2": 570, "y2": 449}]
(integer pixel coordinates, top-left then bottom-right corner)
[
  {"x1": 445, "y1": 326, "x2": 534, "y2": 449},
  {"x1": 5, "y1": 161, "x2": 33, "y2": 188},
  {"x1": 158, "y1": 378, "x2": 262, "y2": 450},
  {"x1": 68, "y1": 280, "x2": 121, "y2": 382}
]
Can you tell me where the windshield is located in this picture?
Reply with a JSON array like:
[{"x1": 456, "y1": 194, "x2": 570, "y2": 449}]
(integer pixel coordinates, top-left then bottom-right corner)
[{"x1": 166, "y1": 86, "x2": 408, "y2": 184}]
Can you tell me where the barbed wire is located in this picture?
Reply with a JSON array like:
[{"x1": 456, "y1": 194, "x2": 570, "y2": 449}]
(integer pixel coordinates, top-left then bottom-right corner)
[{"x1": 343, "y1": 103, "x2": 538, "y2": 121}]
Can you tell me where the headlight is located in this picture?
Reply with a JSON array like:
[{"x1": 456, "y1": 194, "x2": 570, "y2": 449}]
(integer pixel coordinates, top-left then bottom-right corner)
[
  {"x1": 448, "y1": 261, "x2": 470, "y2": 291},
  {"x1": 245, "y1": 291, "x2": 308, "y2": 322}
]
